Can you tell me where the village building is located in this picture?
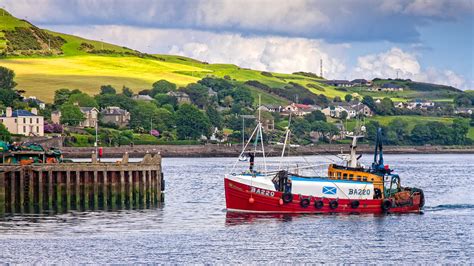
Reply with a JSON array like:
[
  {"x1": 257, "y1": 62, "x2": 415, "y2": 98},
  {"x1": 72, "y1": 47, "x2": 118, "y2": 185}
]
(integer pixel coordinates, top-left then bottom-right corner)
[
  {"x1": 167, "y1": 91, "x2": 191, "y2": 104},
  {"x1": 380, "y1": 83, "x2": 404, "y2": 91},
  {"x1": 454, "y1": 107, "x2": 473, "y2": 115},
  {"x1": 351, "y1": 79, "x2": 372, "y2": 86},
  {"x1": 323, "y1": 80, "x2": 353, "y2": 87},
  {"x1": 100, "y1": 106, "x2": 131, "y2": 128},
  {"x1": 394, "y1": 102, "x2": 406, "y2": 109},
  {"x1": 352, "y1": 103, "x2": 374, "y2": 117},
  {"x1": 51, "y1": 110, "x2": 61, "y2": 124},
  {"x1": 282, "y1": 103, "x2": 319, "y2": 116},
  {"x1": 79, "y1": 107, "x2": 99, "y2": 128},
  {"x1": 322, "y1": 103, "x2": 372, "y2": 118},
  {"x1": 406, "y1": 100, "x2": 435, "y2": 110},
  {"x1": 23, "y1": 96, "x2": 46, "y2": 110},
  {"x1": 132, "y1": 94, "x2": 154, "y2": 101},
  {"x1": 0, "y1": 107, "x2": 44, "y2": 136},
  {"x1": 208, "y1": 88, "x2": 218, "y2": 98},
  {"x1": 257, "y1": 105, "x2": 282, "y2": 113}
]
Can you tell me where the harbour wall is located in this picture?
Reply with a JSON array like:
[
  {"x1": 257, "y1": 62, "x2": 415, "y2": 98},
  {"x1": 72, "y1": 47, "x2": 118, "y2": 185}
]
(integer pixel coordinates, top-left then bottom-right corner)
[{"x1": 59, "y1": 144, "x2": 474, "y2": 158}]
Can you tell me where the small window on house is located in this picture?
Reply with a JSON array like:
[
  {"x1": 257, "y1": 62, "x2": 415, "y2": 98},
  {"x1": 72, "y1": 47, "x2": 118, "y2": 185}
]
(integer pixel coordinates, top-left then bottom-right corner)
[
  {"x1": 14, "y1": 119, "x2": 17, "y2": 123},
  {"x1": 37, "y1": 118, "x2": 39, "y2": 123},
  {"x1": 30, "y1": 118, "x2": 33, "y2": 123},
  {"x1": 23, "y1": 118, "x2": 26, "y2": 123},
  {"x1": 23, "y1": 126, "x2": 26, "y2": 132},
  {"x1": 37, "y1": 126, "x2": 39, "y2": 133}
]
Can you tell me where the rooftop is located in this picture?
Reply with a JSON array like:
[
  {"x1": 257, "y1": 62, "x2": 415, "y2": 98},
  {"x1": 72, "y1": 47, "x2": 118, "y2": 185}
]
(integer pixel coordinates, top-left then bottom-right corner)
[{"x1": 1, "y1": 110, "x2": 39, "y2": 117}]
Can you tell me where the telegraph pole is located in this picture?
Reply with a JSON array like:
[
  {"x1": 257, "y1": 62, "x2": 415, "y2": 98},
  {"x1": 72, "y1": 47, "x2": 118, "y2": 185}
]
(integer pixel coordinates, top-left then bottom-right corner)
[{"x1": 320, "y1": 58, "x2": 323, "y2": 78}]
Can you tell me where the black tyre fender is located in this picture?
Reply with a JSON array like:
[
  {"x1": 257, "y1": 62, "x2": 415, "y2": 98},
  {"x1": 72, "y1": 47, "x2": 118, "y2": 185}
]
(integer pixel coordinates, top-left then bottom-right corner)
[
  {"x1": 300, "y1": 198, "x2": 310, "y2": 208},
  {"x1": 282, "y1": 192, "x2": 293, "y2": 204},
  {"x1": 314, "y1": 200, "x2": 324, "y2": 209},
  {"x1": 350, "y1": 200, "x2": 360, "y2": 209},
  {"x1": 382, "y1": 199, "x2": 392, "y2": 211},
  {"x1": 329, "y1": 200, "x2": 338, "y2": 210}
]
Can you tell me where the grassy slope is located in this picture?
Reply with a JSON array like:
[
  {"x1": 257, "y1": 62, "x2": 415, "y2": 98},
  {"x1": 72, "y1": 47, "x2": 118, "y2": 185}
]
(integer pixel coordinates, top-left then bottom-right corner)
[{"x1": 345, "y1": 115, "x2": 473, "y2": 140}]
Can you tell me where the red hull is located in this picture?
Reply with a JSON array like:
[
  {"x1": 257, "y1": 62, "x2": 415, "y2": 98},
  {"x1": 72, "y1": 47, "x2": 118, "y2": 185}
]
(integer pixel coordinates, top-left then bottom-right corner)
[{"x1": 225, "y1": 178, "x2": 422, "y2": 214}]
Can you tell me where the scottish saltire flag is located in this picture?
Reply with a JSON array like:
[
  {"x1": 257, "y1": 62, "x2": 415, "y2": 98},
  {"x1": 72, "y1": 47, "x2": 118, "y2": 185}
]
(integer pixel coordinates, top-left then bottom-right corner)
[{"x1": 322, "y1": 186, "x2": 337, "y2": 195}]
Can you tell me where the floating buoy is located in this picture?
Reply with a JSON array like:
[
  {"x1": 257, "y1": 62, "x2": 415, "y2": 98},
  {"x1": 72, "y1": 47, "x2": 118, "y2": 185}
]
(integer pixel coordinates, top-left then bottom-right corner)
[
  {"x1": 279, "y1": 198, "x2": 284, "y2": 205},
  {"x1": 248, "y1": 197, "x2": 255, "y2": 204}
]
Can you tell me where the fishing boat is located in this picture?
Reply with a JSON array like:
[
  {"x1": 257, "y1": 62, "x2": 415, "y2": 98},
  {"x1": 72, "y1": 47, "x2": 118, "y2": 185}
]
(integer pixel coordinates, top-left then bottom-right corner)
[{"x1": 224, "y1": 119, "x2": 425, "y2": 214}]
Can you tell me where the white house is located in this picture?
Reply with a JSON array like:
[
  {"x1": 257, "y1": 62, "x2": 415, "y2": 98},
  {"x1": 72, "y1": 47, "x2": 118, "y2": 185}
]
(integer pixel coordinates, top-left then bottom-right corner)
[{"x1": 0, "y1": 107, "x2": 44, "y2": 136}]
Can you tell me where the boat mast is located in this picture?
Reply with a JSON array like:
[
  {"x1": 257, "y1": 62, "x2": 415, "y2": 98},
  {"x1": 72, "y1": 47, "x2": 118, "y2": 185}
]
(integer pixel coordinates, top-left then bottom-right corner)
[{"x1": 278, "y1": 114, "x2": 292, "y2": 170}]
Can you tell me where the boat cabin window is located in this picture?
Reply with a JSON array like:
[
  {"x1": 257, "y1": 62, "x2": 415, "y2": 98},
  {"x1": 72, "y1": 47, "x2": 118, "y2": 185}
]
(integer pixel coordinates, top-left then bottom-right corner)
[
  {"x1": 349, "y1": 174, "x2": 354, "y2": 180},
  {"x1": 356, "y1": 176, "x2": 361, "y2": 181},
  {"x1": 362, "y1": 177, "x2": 368, "y2": 181},
  {"x1": 343, "y1": 173, "x2": 348, "y2": 180},
  {"x1": 337, "y1": 172, "x2": 341, "y2": 179}
]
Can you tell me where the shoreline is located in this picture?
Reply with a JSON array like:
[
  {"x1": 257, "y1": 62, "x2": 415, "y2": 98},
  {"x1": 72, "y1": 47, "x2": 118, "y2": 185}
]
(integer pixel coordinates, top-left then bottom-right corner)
[{"x1": 60, "y1": 144, "x2": 474, "y2": 158}]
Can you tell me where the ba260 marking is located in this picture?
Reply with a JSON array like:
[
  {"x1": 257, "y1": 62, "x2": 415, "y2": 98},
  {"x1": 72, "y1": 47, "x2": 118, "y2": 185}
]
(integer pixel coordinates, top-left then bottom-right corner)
[
  {"x1": 348, "y1": 188, "x2": 371, "y2": 195},
  {"x1": 250, "y1": 187, "x2": 275, "y2": 197}
]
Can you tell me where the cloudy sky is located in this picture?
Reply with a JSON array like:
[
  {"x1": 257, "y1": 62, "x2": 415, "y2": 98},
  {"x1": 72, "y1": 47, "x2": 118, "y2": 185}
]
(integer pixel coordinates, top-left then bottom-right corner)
[{"x1": 2, "y1": 0, "x2": 473, "y2": 89}]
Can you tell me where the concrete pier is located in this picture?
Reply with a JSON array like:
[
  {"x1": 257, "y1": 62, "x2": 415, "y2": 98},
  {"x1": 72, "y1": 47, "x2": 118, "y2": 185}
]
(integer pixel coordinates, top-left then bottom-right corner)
[{"x1": 0, "y1": 153, "x2": 164, "y2": 215}]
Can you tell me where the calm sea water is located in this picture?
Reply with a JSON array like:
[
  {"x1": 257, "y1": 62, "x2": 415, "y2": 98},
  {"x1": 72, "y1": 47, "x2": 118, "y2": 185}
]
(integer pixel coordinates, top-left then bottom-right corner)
[{"x1": 0, "y1": 154, "x2": 473, "y2": 264}]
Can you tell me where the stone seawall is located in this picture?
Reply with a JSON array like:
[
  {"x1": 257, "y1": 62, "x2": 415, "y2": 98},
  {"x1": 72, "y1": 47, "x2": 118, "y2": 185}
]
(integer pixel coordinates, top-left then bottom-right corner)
[{"x1": 60, "y1": 144, "x2": 474, "y2": 158}]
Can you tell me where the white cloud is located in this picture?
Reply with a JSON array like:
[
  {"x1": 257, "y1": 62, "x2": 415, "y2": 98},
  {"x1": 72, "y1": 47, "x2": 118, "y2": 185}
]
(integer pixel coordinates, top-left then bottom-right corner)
[
  {"x1": 50, "y1": 25, "x2": 348, "y2": 79},
  {"x1": 3, "y1": 0, "x2": 473, "y2": 42},
  {"x1": 352, "y1": 47, "x2": 468, "y2": 89}
]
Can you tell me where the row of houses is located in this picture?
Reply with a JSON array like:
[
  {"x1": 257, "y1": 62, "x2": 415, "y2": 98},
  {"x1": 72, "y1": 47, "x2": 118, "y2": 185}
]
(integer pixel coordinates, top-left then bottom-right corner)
[
  {"x1": 52, "y1": 106, "x2": 131, "y2": 128},
  {"x1": 322, "y1": 79, "x2": 404, "y2": 92},
  {"x1": 258, "y1": 102, "x2": 373, "y2": 119}
]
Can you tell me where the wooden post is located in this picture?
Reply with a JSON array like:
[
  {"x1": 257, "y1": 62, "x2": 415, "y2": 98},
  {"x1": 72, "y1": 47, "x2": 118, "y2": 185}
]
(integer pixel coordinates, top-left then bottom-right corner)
[
  {"x1": 140, "y1": 170, "x2": 146, "y2": 207},
  {"x1": 110, "y1": 171, "x2": 117, "y2": 209},
  {"x1": 0, "y1": 171, "x2": 5, "y2": 215},
  {"x1": 93, "y1": 171, "x2": 98, "y2": 210},
  {"x1": 150, "y1": 170, "x2": 155, "y2": 206},
  {"x1": 102, "y1": 170, "x2": 108, "y2": 209},
  {"x1": 66, "y1": 171, "x2": 71, "y2": 210},
  {"x1": 84, "y1": 171, "x2": 89, "y2": 209},
  {"x1": 146, "y1": 170, "x2": 153, "y2": 205},
  {"x1": 28, "y1": 169, "x2": 34, "y2": 212},
  {"x1": 19, "y1": 169, "x2": 24, "y2": 213},
  {"x1": 56, "y1": 171, "x2": 62, "y2": 212},
  {"x1": 75, "y1": 171, "x2": 81, "y2": 210},
  {"x1": 38, "y1": 170, "x2": 43, "y2": 211},
  {"x1": 128, "y1": 170, "x2": 133, "y2": 208},
  {"x1": 120, "y1": 171, "x2": 125, "y2": 208},
  {"x1": 48, "y1": 170, "x2": 53, "y2": 210},
  {"x1": 134, "y1": 171, "x2": 140, "y2": 208},
  {"x1": 10, "y1": 172, "x2": 16, "y2": 213},
  {"x1": 158, "y1": 172, "x2": 163, "y2": 203}
]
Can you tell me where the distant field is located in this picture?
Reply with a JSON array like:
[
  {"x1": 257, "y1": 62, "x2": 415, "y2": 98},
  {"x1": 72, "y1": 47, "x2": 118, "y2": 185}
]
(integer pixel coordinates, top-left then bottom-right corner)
[
  {"x1": 0, "y1": 56, "x2": 206, "y2": 101},
  {"x1": 346, "y1": 115, "x2": 474, "y2": 140}
]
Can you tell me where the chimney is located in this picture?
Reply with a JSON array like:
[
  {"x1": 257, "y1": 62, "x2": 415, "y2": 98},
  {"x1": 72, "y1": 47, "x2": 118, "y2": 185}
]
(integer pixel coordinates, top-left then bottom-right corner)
[
  {"x1": 6, "y1": 107, "x2": 12, "y2": 117},
  {"x1": 31, "y1": 108, "x2": 38, "y2": 115}
]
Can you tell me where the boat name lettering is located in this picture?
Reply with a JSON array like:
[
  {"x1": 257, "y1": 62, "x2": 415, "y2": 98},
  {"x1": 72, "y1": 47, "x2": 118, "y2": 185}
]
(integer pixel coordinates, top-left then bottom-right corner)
[
  {"x1": 348, "y1": 189, "x2": 371, "y2": 195},
  {"x1": 250, "y1": 187, "x2": 275, "y2": 197}
]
